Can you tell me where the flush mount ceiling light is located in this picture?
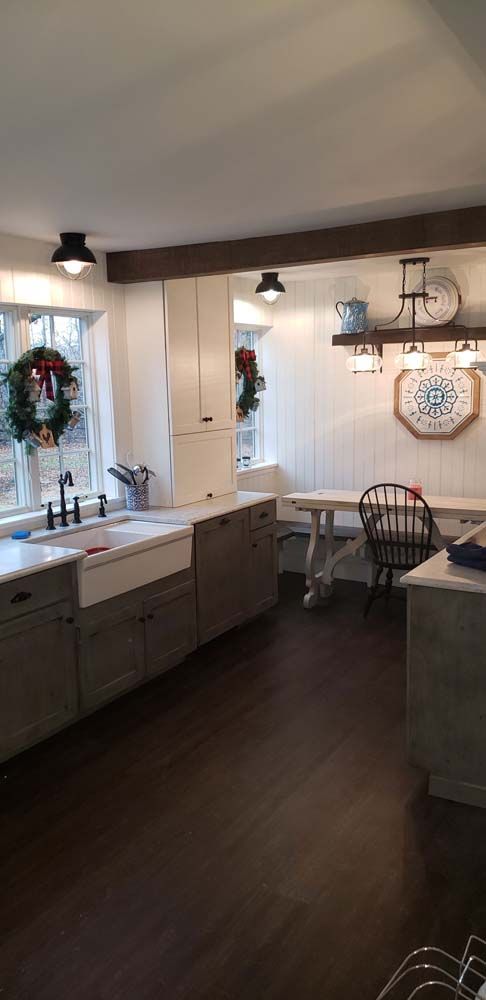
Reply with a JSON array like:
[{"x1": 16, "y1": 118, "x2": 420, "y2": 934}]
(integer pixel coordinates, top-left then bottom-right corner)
[
  {"x1": 51, "y1": 233, "x2": 96, "y2": 280},
  {"x1": 376, "y1": 257, "x2": 433, "y2": 372},
  {"x1": 255, "y1": 272, "x2": 286, "y2": 305},
  {"x1": 345, "y1": 337, "x2": 382, "y2": 374},
  {"x1": 446, "y1": 338, "x2": 482, "y2": 370}
]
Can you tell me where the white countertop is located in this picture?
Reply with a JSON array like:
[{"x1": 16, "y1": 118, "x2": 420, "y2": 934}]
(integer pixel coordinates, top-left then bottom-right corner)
[
  {"x1": 0, "y1": 491, "x2": 276, "y2": 586},
  {"x1": 403, "y1": 522, "x2": 486, "y2": 594}
]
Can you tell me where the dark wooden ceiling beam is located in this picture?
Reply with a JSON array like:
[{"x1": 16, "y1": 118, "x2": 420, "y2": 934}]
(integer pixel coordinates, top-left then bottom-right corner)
[{"x1": 106, "y1": 205, "x2": 486, "y2": 283}]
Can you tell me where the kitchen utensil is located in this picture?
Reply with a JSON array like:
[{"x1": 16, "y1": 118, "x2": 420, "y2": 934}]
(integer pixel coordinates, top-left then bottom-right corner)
[
  {"x1": 107, "y1": 466, "x2": 132, "y2": 487},
  {"x1": 115, "y1": 462, "x2": 137, "y2": 484}
]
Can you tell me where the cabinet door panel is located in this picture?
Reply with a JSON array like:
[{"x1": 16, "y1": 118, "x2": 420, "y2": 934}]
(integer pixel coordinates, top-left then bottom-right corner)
[
  {"x1": 0, "y1": 601, "x2": 77, "y2": 760},
  {"x1": 171, "y1": 429, "x2": 236, "y2": 506},
  {"x1": 144, "y1": 581, "x2": 196, "y2": 677},
  {"x1": 80, "y1": 602, "x2": 145, "y2": 710},
  {"x1": 198, "y1": 276, "x2": 234, "y2": 430},
  {"x1": 249, "y1": 524, "x2": 278, "y2": 616},
  {"x1": 165, "y1": 278, "x2": 201, "y2": 435},
  {"x1": 195, "y1": 510, "x2": 249, "y2": 644}
]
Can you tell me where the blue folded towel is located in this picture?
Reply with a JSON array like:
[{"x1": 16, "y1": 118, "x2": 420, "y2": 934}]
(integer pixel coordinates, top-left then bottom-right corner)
[{"x1": 446, "y1": 541, "x2": 486, "y2": 571}]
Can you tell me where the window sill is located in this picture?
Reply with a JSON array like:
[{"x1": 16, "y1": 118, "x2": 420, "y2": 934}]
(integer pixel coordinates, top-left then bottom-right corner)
[
  {"x1": 237, "y1": 462, "x2": 278, "y2": 479},
  {"x1": 0, "y1": 496, "x2": 124, "y2": 539}
]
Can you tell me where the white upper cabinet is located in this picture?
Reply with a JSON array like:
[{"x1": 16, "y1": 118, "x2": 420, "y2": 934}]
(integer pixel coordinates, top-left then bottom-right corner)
[{"x1": 165, "y1": 275, "x2": 234, "y2": 435}]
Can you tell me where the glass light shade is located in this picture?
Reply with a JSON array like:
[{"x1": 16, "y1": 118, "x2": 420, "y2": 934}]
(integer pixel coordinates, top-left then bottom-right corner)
[
  {"x1": 260, "y1": 288, "x2": 281, "y2": 304},
  {"x1": 55, "y1": 260, "x2": 94, "y2": 280},
  {"x1": 446, "y1": 342, "x2": 482, "y2": 369},
  {"x1": 346, "y1": 348, "x2": 382, "y2": 373},
  {"x1": 395, "y1": 345, "x2": 431, "y2": 371}
]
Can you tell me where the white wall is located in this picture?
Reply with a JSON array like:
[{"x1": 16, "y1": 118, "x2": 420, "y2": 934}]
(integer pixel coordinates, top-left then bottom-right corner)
[{"x1": 0, "y1": 233, "x2": 131, "y2": 497}]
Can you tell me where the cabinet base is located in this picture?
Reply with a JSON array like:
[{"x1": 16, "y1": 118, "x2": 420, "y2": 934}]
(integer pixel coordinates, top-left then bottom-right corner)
[{"x1": 429, "y1": 774, "x2": 486, "y2": 809}]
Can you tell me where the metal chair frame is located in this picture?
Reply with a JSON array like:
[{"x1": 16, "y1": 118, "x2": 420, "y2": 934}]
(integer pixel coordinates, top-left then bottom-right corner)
[{"x1": 359, "y1": 483, "x2": 434, "y2": 617}]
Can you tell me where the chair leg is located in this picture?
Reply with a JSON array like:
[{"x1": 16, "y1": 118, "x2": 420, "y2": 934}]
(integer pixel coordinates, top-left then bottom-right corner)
[
  {"x1": 364, "y1": 565, "x2": 382, "y2": 618},
  {"x1": 384, "y1": 567, "x2": 393, "y2": 604}
]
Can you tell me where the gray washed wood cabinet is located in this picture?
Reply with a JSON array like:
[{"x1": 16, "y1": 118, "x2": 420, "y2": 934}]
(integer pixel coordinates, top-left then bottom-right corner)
[
  {"x1": 195, "y1": 500, "x2": 278, "y2": 644},
  {"x1": 0, "y1": 500, "x2": 277, "y2": 762},
  {"x1": 0, "y1": 564, "x2": 78, "y2": 761}
]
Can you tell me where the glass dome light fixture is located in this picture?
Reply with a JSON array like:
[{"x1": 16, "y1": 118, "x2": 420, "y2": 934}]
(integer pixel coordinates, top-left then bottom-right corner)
[
  {"x1": 255, "y1": 271, "x2": 286, "y2": 305},
  {"x1": 394, "y1": 340, "x2": 431, "y2": 371},
  {"x1": 446, "y1": 338, "x2": 482, "y2": 370},
  {"x1": 51, "y1": 233, "x2": 97, "y2": 280},
  {"x1": 346, "y1": 336, "x2": 382, "y2": 374}
]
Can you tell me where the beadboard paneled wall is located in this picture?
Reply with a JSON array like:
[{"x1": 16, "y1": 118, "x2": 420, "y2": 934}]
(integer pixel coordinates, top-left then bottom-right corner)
[
  {"x1": 234, "y1": 254, "x2": 486, "y2": 534},
  {"x1": 0, "y1": 233, "x2": 131, "y2": 482}
]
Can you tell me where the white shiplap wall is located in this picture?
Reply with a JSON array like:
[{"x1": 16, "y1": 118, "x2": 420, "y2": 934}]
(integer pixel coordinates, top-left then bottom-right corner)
[{"x1": 0, "y1": 232, "x2": 132, "y2": 489}]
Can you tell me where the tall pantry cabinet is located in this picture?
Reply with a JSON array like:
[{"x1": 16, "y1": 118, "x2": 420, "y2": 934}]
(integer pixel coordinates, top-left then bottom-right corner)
[{"x1": 124, "y1": 276, "x2": 236, "y2": 507}]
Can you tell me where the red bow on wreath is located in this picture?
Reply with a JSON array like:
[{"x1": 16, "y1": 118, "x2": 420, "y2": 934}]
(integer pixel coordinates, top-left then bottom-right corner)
[
  {"x1": 32, "y1": 359, "x2": 64, "y2": 401},
  {"x1": 237, "y1": 348, "x2": 256, "y2": 381}
]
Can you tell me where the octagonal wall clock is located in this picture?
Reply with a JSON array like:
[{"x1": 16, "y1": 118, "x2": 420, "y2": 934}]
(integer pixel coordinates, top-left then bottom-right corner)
[{"x1": 394, "y1": 354, "x2": 480, "y2": 440}]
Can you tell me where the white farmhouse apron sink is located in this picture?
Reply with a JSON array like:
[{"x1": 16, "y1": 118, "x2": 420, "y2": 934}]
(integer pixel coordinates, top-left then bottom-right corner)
[{"x1": 27, "y1": 520, "x2": 193, "y2": 607}]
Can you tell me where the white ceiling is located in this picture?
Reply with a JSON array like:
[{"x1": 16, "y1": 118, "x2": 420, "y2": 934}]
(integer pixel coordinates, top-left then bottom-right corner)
[{"x1": 2, "y1": 0, "x2": 486, "y2": 251}]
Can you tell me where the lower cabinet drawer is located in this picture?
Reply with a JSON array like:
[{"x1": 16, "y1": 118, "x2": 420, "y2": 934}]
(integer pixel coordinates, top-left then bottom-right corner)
[
  {"x1": 0, "y1": 565, "x2": 73, "y2": 624},
  {"x1": 250, "y1": 500, "x2": 276, "y2": 531},
  {"x1": 144, "y1": 581, "x2": 197, "y2": 677}
]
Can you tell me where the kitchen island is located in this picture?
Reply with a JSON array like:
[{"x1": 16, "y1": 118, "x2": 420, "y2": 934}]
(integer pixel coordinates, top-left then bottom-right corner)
[{"x1": 404, "y1": 520, "x2": 486, "y2": 809}]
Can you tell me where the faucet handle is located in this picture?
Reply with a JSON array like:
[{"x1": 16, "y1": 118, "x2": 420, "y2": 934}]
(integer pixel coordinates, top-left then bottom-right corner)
[
  {"x1": 72, "y1": 496, "x2": 82, "y2": 525},
  {"x1": 98, "y1": 493, "x2": 107, "y2": 518}
]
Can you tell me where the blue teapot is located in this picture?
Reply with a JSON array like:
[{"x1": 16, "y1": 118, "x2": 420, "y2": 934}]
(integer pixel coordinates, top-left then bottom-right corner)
[{"x1": 336, "y1": 297, "x2": 369, "y2": 334}]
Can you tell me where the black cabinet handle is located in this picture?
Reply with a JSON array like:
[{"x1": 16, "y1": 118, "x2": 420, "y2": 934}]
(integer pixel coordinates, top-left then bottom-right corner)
[
  {"x1": 147, "y1": 613, "x2": 154, "y2": 620},
  {"x1": 259, "y1": 511, "x2": 269, "y2": 519},
  {"x1": 201, "y1": 417, "x2": 209, "y2": 422},
  {"x1": 65, "y1": 616, "x2": 75, "y2": 624},
  {"x1": 252, "y1": 543, "x2": 258, "y2": 548},
  {"x1": 220, "y1": 516, "x2": 230, "y2": 525},
  {"x1": 207, "y1": 492, "x2": 213, "y2": 498},
  {"x1": 10, "y1": 591, "x2": 32, "y2": 604},
  {"x1": 138, "y1": 617, "x2": 146, "y2": 624},
  {"x1": 208, "y1": 417, "x2": 213, "y2": 422}
]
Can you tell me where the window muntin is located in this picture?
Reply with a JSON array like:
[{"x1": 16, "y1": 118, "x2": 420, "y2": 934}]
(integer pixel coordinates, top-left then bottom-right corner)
[{"x1": 235, "y1": 328, "x2": 262, "y2": 467}]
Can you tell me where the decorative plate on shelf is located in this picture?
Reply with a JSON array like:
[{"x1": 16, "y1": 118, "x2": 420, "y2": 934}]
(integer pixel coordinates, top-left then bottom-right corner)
[
  {"x1": 411, "y1": 275, "x2": 461, "y2": 326},
  {"x1": 394, "y1": 354, "x2": 480, "y2": 440}
]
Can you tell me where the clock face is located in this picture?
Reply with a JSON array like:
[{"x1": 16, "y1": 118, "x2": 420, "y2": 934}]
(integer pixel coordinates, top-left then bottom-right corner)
[
  {"x1": 411, "y1": 275, "x2": 460, "y2": 326},
  {"x1": 394, "y1": 355, "x2": 480, "y2": 439}
]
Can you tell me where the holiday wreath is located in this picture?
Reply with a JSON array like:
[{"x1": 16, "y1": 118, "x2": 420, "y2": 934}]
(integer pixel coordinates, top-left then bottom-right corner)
[
  {"x1": 235, "y1": 347, "x2": 266, "y2": 421},
  {"x1": 3, "y1": 347, "x2": 79, "y2": 447}
]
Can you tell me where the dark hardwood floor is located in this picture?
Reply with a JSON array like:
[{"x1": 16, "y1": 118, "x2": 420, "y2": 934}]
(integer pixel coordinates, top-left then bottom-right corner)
[{"x1": 2, "y1": 574, "x2": 486, "y2": 1000}]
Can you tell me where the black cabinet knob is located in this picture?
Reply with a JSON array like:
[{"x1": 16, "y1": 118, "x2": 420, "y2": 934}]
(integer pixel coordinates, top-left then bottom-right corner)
[
  {"x1": 65, "y1": 616, "x2": 75, "y2": 624},
  {"x1": 220, "y1": 516, "x2": 230, "y2": 525},
  {"x1": 207, "y1": 492, "x2": 213, "y2": 498},
  {"x1": 147, "y1": 613, "x2": 154, "y2": 620},
  {"x1": 138, "y1": 617, "x2": 146, "y2": 624},
  {"x1": 259, "y1": 511, "x2": 269, "y2": 519}
]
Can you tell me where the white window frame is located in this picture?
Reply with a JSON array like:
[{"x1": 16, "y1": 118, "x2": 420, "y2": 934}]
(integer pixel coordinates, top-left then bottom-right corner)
[
  {"x1": 234, "y1": 327, "x2": 264, "y2": 467},
  {"x1": 0, "y1": 304, "x2": 103, "y2": 519}
]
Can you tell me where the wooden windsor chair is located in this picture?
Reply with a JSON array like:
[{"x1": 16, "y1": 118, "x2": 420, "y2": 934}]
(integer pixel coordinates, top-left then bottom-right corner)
[{"x1": 359, "y1": 483, "x2": 434, "y2": 617}]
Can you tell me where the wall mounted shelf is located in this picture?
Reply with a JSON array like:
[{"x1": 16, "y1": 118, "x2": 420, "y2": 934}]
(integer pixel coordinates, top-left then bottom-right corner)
[{"x1": 332, "y1": 326, "x2": 486, "y2": 347}]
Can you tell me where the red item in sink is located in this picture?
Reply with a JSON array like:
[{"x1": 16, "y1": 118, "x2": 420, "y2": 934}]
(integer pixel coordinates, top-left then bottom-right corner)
[{"x1": 85, "y1": 546, "x2": 110, "y2": 556}]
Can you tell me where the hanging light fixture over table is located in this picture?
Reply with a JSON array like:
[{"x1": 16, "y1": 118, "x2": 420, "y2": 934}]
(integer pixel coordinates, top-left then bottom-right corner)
[
  {"x1": 377, "y1": 257, "x2": 432, "y2": 372},
  {"x1": 51, "y1": 233, "x2": 97, "y2": 280},
  {"x1": 255, "y1": 272, "x2": 286, "y2": 305},
  {"x1": 345, "y1": 335, "x2": 382, "y2": 374},
  {"x1": 446, "y1": 338, "x2": 482, "y2": 370}
]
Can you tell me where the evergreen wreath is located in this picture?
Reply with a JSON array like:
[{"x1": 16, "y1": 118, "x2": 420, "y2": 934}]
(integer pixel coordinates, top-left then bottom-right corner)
[
  {"x1": 235, "y1": 347, "x2": 265, "y2": 420},
  {"x1": 3, "y1": 347, "x2": 78, "y2": 445}
]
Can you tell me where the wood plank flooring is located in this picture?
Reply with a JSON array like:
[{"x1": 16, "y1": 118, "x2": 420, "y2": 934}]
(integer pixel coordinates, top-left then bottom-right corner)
[{"x1": 1, "y1": 574, "x2": 486, "y2": 999}]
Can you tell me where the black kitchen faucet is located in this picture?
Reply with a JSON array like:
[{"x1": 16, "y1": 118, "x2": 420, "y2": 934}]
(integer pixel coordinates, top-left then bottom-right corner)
[{"x1": 46, "y1": 471, "x2": 82, "y2": 530}]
